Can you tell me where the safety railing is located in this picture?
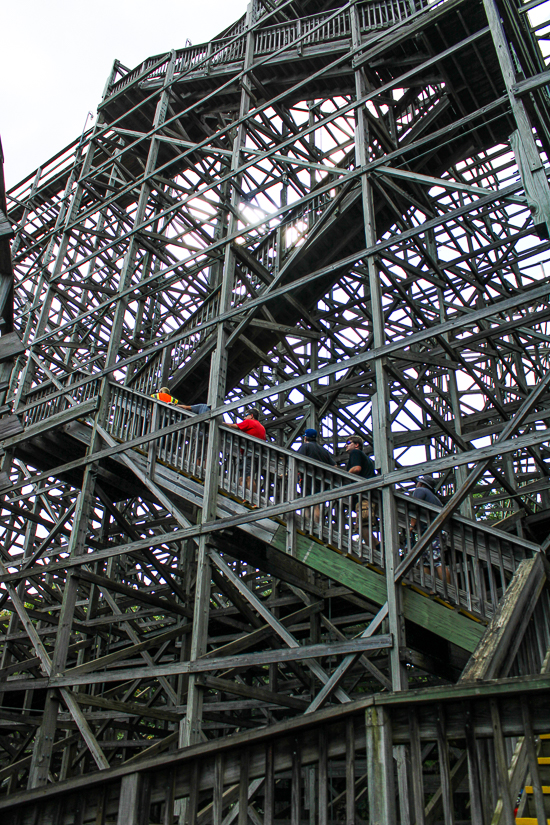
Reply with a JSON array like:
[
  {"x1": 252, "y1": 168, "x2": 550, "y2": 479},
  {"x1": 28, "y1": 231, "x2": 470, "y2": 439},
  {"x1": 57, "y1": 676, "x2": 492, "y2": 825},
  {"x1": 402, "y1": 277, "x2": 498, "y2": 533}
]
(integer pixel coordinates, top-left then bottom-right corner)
[
  {"x1": 127, "y1": 287, "x2": 222, "y2": 396},
  {"x1": 3, "y1": 674, "x2": 549, "y2": 822},
  {"x1": 255, "y1": 9, "x2": 351, "y2": 56},
  {"x1": 127, "y1": 349, "x2": 164, "y2": 398},
  {"x1": 6, "y1": 378, "x2": 538, "y2": 621},
  {"x1": 20, "y1": 374, "x2": 102, "y2": 429},
  {"x1": 105, "y1": 0, "x2": 431, "y2": 99},
  {"x1": 394, "y1": 493, "x2": 530, "y2": 620},
  {"x1": 107, "y1": 386, "x2": 535, "y2": 618}
]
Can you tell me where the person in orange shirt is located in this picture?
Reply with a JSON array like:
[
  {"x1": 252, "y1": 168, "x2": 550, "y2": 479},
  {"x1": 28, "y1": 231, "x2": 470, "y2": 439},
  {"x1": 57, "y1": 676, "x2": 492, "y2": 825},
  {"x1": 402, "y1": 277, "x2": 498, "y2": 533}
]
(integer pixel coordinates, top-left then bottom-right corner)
[{"x1": 151, "y1": 387, "x2": 179, "y2": 405}]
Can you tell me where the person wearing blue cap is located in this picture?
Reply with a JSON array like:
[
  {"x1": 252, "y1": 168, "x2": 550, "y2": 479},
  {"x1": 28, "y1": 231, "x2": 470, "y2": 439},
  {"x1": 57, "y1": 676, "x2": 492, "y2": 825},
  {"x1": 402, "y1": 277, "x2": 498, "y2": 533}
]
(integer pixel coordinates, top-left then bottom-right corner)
[
  {"x1": 297, "y1": 428, "x2": 335, "y2": 523},
  {"x1": 298, "y1": 429, "x2": 336, "y2": 467}
]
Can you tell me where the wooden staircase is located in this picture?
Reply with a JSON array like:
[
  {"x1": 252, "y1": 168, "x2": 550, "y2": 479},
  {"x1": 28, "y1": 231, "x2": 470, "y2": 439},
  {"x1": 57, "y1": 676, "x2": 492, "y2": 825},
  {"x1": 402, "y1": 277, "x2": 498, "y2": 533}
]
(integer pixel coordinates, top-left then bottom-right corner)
[{"x1": 517, "y1": 733, "x2": 550, "y2": 824}]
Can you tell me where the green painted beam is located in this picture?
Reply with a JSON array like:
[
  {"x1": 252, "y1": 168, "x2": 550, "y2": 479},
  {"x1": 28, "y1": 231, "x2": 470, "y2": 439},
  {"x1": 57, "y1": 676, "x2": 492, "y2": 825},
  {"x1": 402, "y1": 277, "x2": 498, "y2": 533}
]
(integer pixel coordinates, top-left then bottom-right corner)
[{"x1": 271, "y1": 527, "x2": 485, "y2": 653}]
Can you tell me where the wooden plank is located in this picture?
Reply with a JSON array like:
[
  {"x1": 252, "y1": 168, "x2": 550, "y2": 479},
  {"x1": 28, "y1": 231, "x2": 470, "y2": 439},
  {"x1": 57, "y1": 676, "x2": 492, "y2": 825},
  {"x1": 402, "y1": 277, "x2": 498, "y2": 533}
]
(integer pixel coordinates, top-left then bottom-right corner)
[
  {"x1": 188, "y1": 761, "x2": 200, "y2": 825},
  {"x1": 202, "y1": 602, "x2": 323, "y2": 660},
  {"x1": 436, "y1": 704, "x2": 455, "y2": 825},
  {"x1": 116, "y1": 774, "x2": 142, "y2": 825},
  {"x1": 209, "y1": 549, "x2": 352, "y2": 703},
  {"x1": 212, "y1": 754, "x2": 223, "y2": 825},
  {"x1": 0, "y1": 331, "x2": 24, "y2": 360},
  {"x1": 162, "y1": 767, "x2": 175, "y2": 825},
  {"x1": 72, "y1": 693, "x2": 180, "y2": 723},
  {"x1": 291, "y1": 739, "x2": 300, "y2": 825},
  {"x1": 65, "y1": 623, "x2": 191, "y2": 677},
  {"x1": 70, "y1": 569, "x2": 190, "y2": 622},
  {"x1": 366, "y1": 705, "x2": 396, "y2": 824},
  {"x1": 463, "y1": 704, "x2": 484, "y2": 825},
  {"x1": 318, "y1": 729, "x2": 328, "y2": 825},
  {"x1": 238, "y1": 752, "x2": 249, "y2": 825},
  {"x1": 409, "y1": 710, "x2": 425, "y2": 825},
  {"x1": 0, "y1": 208, "x2": 13, "y2": 239},
  {"x1": 1, "y1": 634, "x2": 393, "y2": 691},
  {"x1": 200, "y1": 675, "x2": 308, "y2": 710},
  {"x1": 271, "y1": 528, "x2": 485, "y2": 651},
  {"x1": 264, "y1": 743, "x2": 274, "y2": 825},
  {"x1": 0, "y1": 414, "x2": 23, "y2": 439},
  {"x1": 346, "y1": 719, "x2": 355, "y2": 825},
  {"x1": 490, "y1": 699, "x2": 516, "y2": 825},
  {"x1": 6, "y1": 675, "x2": 550, "y2": 818},
  {"x1": 461, "y1": 555, "x2": 547, "y2": 682}
]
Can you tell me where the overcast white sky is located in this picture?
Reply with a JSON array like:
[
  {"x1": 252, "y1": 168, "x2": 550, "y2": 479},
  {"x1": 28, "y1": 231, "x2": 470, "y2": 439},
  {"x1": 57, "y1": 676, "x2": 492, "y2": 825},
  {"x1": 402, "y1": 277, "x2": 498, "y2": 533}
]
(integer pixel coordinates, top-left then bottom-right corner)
[
  {"x1": 2, "y1": 1, "x2": 548, "y2": 190},
  {"x1": 0, "y1": 0, "x2": 247, "y2": 189}
]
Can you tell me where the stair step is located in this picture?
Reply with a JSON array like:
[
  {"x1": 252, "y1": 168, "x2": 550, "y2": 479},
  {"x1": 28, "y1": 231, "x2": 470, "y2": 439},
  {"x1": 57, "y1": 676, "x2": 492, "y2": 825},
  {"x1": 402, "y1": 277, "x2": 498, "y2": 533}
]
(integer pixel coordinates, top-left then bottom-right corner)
[
  {"x1": 516, "y1": 820, "x2": 550, "y2": 824},
  {"x1": 538, "y1": 757, "x2": 550, "y2": 764},
  {"x1": 524, "y1": 786, "x2": 550, "y2": 793}
]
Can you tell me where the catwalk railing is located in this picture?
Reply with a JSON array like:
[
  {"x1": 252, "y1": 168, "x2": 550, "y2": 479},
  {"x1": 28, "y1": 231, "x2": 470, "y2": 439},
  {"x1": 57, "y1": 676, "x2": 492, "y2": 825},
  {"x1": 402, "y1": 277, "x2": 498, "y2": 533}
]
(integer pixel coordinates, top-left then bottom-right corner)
[
  {"x1": 2, "y1": 673, "x2": 550, "y2": 823},
  {"x1": 106, "y1": 0, "x2": 430, "y2": 99},
  {"x1": 14, "y1": 380, "x2": 538, "y2": 621}
]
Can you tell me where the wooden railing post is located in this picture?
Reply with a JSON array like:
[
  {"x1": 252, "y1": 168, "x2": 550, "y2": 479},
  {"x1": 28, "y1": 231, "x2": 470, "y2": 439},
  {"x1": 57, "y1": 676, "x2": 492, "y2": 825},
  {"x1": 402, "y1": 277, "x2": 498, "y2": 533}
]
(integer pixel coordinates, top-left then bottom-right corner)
[
  {"x1": 286, "y1": 455, "x2": 297, "y2": 556},
  {"x1": 147, "y1": 403, "x2": 159, "y2": 480},
  {"x1": 366, "y1": 705, "x2": 396, "y2": 825},
  {"x1": 116, "y1": 773, "x2": 142, "y2": 825}
]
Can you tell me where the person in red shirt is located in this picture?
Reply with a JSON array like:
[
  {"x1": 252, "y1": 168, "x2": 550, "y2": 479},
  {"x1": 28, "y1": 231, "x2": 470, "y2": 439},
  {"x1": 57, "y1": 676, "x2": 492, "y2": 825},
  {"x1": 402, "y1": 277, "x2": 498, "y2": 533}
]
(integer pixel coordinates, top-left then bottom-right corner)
[
  {"x1": 226, "y1": 410, "x2": 266, "y2": 499},
  {"x1": 226, "y1": 409, "x2": 266, "y2": 441}
]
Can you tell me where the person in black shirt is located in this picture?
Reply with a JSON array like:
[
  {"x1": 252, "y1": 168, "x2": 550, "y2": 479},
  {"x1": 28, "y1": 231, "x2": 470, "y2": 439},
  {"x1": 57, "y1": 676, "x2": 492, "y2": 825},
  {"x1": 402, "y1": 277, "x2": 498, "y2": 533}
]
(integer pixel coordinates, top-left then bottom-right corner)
[
  {"x1": 297, "y1": 428, "x2": 335, "y2": 522},
  {"x1": 345, "y1": 435, "x2": 375, "y2": 479},
  {"x1": 345, "y1": 435, "x2": 378, "y2": 548},
  {"x1": 298, "y1": 429, "x2": 336, "y2": 471}
]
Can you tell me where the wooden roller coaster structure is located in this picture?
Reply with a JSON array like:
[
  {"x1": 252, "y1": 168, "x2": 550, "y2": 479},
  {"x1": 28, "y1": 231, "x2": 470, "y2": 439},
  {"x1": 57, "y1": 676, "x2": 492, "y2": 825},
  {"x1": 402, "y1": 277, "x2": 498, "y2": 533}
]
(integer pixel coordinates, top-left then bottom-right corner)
[{"x1": 0, "y1": 0, "x2": 550, "y2": 820}]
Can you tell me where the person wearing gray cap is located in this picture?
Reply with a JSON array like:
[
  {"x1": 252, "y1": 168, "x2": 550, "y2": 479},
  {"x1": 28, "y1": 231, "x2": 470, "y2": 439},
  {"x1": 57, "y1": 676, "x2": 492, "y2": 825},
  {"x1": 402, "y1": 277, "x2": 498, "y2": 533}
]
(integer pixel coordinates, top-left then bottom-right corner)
[
  {"x1": 410, "y1": 476, "x2": 449, "y2": 585},
  {"x1": 297, "y1": 428, "x2": 335, "y2": 523},
  {"x1": 412, "y1": 476, "x2": 441, "y2": 507}
]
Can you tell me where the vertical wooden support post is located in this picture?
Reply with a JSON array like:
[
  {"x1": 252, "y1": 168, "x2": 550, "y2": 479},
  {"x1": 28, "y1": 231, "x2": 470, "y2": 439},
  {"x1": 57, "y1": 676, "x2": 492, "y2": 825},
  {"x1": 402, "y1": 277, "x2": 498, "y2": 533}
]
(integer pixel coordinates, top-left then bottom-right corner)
[
  {"x1": 350, "y1": 0, "x2": 406, "y2": 693},
  {"x1": 96, "y1": 786, "x2": 107, "y2": 825},
  {"x1": 483, "y1": 0, "x2": 550, "y2": 238},
  {"x1": 307, "y1": 766, "x2": 316, "y2": 825},
  {"x1": 291, "y1": 738, "x2": 301, "y2": 825},
  {"x1": 318, "y1": 729, "x2": 328, "y2": 825},
  {"x1": 346, "y1": 718, "x2": 356, "y2": 825},
  {"x1": 117, "y1": 773, "x2": 142, "y2": 825},
  {"x1": 147, "y1": 403, "x2": 159, "y2": 479},
  {"x1": 104, "y1": 51, "x2": 178, "y2": 369},
  {"x1": 464, "y1": 704, "x2": 485, "y2": 825},
  {"x1": 163, "y1": 767, "x2": 176, "y2": 825},
  {"x1": 264, "y1": 742, "x2": 275, "y2": 825},
  {"x1": 212, "y1": 754, "x2": 223, "y2": 825},
  {"x1": 409, "y1": 710, "x2": 425, "y2": 825},
  {"x1": 188, "y1": 762, "x2": 200, "y2": 825},
  {"x1": 28, "y1": 382, "x2": 112, "y2": 787},
  {"x1": 489, "y1": 699, "x2": 515, "y2": 825},
  {"x1": 286, "y1": 455, "x2": 297, "y2": 556},
  {"x1": 238, "y1": 751, "x2": 250, "y2": 825},
  {"x1": 366, "y1": 705, "x2": 396, "y2": 825},
  {"x1": 181, "y1": 3, "x2": 256, "y2": 770},
  {"x1": 436, "y1": 704, "x2": 455, "y2": 825}
]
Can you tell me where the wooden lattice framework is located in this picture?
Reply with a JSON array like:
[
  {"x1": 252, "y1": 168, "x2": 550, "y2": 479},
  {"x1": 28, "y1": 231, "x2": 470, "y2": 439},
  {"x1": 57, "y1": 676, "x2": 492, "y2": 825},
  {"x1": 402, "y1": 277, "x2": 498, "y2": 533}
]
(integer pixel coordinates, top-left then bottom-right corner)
[{"x1": 1, "y1": 0, "x2": 550, "y2": 819}]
